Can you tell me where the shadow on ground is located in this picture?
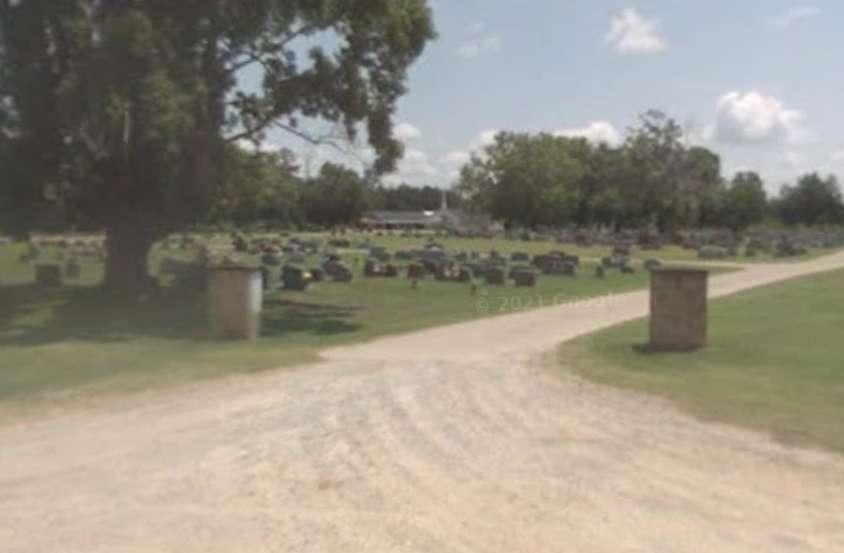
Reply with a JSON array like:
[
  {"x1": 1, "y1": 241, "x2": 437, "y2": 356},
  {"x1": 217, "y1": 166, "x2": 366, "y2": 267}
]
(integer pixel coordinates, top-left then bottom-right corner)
[{"x1": 0, "y1": 284, "x2": 362, "y2": 346}]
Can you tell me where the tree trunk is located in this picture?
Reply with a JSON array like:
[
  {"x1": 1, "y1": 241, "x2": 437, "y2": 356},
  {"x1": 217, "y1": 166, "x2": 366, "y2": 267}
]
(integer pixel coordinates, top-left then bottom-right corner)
[{"x1": 103, "y1": 223, "x2": 156, "y2": 297}]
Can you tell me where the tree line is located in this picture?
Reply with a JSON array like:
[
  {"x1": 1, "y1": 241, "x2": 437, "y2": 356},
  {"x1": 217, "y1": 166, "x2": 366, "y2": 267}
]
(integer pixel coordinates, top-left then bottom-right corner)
[
  {"x1": 457, "y1": 111, "x2": 844, "y2": 232},
  {"x1": 206, "y1": 145, "x2": 463, "y2": 230},
  {"x1": 211, "y1": 110, "x2": 844, "y2": 233}
]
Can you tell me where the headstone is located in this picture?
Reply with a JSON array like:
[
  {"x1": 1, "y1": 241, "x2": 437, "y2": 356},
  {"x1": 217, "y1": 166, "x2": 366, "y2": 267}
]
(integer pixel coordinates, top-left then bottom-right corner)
[
  {"x1": 323, "y1": 260, "x2": 353, "y2": 282},
  {"x1": 511, "y1": 269, "x2": 537, "y2": 287},
  {"x1": 260, "y1": 265, "x2": 272, "y2": 290},
  {"x1": 484, "y1": 267, "x2": 506, "y2": 286},
  {"x1": 647, "y1": 268, "x2": 708, "y2": 351},
  {"x1": 261, "y1": 254, "x2": 281, "y2": 267},
  {"x1": 697, "y1": 246, "x2": 727, "y2": 260},
  {"x1": 407, "y1": 263, "x2": 427, "y2": 280},
  {"x1": 282, "y1": 265, "x2": 310, "y2": 291},
  {"x1": 643, "y1": 259, "x2": 662, "y2": 271},
  {"x1": 364, "y1": 258, "x2": 385, "y2": 277},
  {"x1": 287, "y1": 252, "x2": 307, "y2": 265},
  {"x1": 35, "y1": 264, "x2": 62, "y2": 287},
  {"x1": 64, "y1": 259, "x2": 82, "y2": 279}
]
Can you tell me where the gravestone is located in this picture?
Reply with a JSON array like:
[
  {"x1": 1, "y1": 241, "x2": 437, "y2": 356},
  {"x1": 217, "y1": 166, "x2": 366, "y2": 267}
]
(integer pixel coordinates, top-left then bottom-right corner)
[
  {"x1": 511, "y1": 269, "x2": 537, "y2": 287},
  {"x1": 484, "y1": 267, "x2": 506, "y2": 286},
  {"x1": 261, "y1": 254, "x2": 281, "y2": 267},
  {"x1": 282, "y1": 265, "x2": 309, "y2": 291},
  {"x1": 364, "y1": 258, "x2": 385, "y2": 277},
  {"x1": 260, "y1": 266, "x2": 272, "y2": 290},
  {"x1": 643, "y1": 259, "x2": 662, "y2": 271},
  {"x1": 407, "y1": 263, "x2": 426, "y2": 280},
  {"x1": 35, "y1": 264, "x2": 62, "y2": 287},
  {"x1": 697, "y1": 246, "x2": 727, "y2": 260},
  {"x1": 323, "y1": 260, "x2": 353, "y2": 282},
  {"x1": 64, "y1": 259, "x2": 82, "y2": 279},
  {"x1": 287, "y1": 252, "x2": 307, "y2": 265},
  {"x1": 648, "y1": 268, "x2": 708, "y2": 352}
]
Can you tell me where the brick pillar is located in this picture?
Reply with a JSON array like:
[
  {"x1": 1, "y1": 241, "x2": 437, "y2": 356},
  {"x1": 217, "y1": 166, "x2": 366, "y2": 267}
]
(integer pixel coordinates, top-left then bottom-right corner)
[
  {"x1": 207, "y1": 266, "x2": 262, "y2": 340},
  {"x1": 649, "y1": 268, "x2": 708, "y2": 351}
]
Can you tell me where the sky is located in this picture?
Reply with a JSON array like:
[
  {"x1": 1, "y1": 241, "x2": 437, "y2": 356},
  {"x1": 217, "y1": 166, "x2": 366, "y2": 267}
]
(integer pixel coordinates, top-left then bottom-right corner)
[{"x1": 257, "y1": 1, "x2": 844, "y2": 195}]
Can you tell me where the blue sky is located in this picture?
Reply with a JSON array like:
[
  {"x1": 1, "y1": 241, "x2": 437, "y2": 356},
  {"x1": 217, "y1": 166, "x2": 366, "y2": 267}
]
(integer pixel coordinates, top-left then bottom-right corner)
[{"x1": 258, "y1": 1, "x2": 844, "y2": 194}]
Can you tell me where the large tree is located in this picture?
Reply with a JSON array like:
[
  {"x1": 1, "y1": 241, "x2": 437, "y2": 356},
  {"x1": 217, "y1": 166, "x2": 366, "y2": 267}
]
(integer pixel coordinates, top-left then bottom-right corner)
[
  {"x1": 621, "y1": 111, "x2": 721, "y2": 232},
  {"x1": 0, "y1": 0, "x2": 435, "y2": 294},
  {"x1": 456, "y1": 132, "x2": 586, "y2": 229},
  {"x1": 300, "y1": 162, "x2": 369, "y2": 227},
  {"x1": 777, "y1": 173, "x2": 844, "y2": 226},
  {"x1": 718, "y1": 171, "x2": 768, "y2": 231},
  {"x1": 210, "y1": 145, "x2": 303, "y2": 228}
]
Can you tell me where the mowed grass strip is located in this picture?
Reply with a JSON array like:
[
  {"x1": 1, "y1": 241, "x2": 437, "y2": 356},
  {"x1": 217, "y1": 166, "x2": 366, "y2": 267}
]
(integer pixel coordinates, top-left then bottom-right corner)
[
  {"x1": 0, "y1": 240, "x2": 655, "y2": 403},
  {"x1": 561, "y1": 268, "x2": 844, "y2": 454}
]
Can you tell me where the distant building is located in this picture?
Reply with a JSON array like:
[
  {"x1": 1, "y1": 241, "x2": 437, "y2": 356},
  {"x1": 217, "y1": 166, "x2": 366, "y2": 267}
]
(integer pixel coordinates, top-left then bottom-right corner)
[
  {"x1": 359, "y1": 210, "x2": 439, "y2": 230},
  {"x1": 360, "y1": 189, "x2": 493, "y2": 232}
]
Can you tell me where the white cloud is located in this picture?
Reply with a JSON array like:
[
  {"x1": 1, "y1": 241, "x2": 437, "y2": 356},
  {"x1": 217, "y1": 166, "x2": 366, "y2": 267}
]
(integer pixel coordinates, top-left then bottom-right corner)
[
  {"x1": 393, "y1": 122, "x2": 421, "y2": 141},
  {"x1": 471, "y1": 129, "x2": 500, "y2": 151},
  {"x1": 769, "y1": 6, "x2": 820, "y2": 29},
  {"x1": 404, "y1": 148, "x2": 429, "y2": 163},
  {"x1": 457, "y1": 35, "x2": 502, "y2": 58},
  {"x1": 387, "y1": 147, "x2": 441, "y2": 186},
  {"x1": 681, "y1": 123, "x2": 716, "y2": 147},
  {"x1": 605, "y1": 8, "x2": 667, "y2": 55},
  {"x1": 714, "y1": 91, "x2": 813, "y2": 145},
  {"x1": 830, "y1": 149, "x2": 844, "y2": 163},
  {"x1": 782, "y1": 151, "x2": 809, "y2": 168},
  {"x1": 554, "y1": 121, "x2": 622, "y2": 147},
  {"x1": 236, "y1": 138, "x2": 282, "y2": 153},
  {"x1": 442, "y1": 151, "x2": 471, "y2": 167}
]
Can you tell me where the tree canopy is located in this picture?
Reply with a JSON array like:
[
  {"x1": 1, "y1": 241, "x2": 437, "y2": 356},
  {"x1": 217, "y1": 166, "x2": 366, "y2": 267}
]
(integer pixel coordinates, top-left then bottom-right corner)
[
  {"x1": 456, "y1": 111, "x2": 725, "y2": 232},
  {"x1": 0, "y1": 0, "x2": 435, "y2": 293}
]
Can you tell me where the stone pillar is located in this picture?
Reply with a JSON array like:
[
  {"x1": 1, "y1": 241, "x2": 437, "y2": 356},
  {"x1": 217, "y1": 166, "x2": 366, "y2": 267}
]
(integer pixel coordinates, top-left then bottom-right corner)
[
  {"x1": 207, "y1": 265, "x2": 262, "y2": 340},
  {"x1": 648, "y1": 268, "x2": 708, "y2": 351}
]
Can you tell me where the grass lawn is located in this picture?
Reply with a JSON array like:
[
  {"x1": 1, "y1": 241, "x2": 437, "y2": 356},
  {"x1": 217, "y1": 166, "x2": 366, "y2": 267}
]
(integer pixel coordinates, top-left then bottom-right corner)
[
  {"x1": 0, "y1": 238, "x2": 660, "y2": 403},
  {"x1": 561, "y1": 268, "x2": 844, "y2": 454}
]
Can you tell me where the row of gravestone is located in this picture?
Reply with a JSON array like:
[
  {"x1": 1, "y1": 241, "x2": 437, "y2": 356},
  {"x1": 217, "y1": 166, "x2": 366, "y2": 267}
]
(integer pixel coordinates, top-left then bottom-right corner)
[{"x1": 16, "y1": 260, "x2": 86, "y2": 288}]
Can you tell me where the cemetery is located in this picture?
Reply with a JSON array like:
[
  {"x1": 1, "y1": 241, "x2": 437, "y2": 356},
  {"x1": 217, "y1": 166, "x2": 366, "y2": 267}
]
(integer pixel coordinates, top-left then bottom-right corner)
[
  {"x1": 0, "y1": 229, "x2": 672, "y2": 399},
  {"x1": 0, "y1": 225, "x2": 840, "y2": 397},
  {"x1": 4, "y1": 2, "x2": 844, "y2": 550},
  {"x1": 1, "y1": 224, "x2": 841, "y2": 402}
]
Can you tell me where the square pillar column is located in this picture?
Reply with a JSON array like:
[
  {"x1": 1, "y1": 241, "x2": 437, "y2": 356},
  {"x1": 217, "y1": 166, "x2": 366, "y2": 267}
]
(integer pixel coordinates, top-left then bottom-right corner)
[
  {"x1": 649, "y1": 268, "x2": 709, "y2": 351},
  {"x1": 207, "y1": 265, "x2": 262, "y2": 340}
]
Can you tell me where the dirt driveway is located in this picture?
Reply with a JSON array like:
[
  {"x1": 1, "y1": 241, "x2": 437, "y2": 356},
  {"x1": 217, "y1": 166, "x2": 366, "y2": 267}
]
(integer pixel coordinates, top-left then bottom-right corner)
[{"x1": 3, "y1": 253, "x2": 844, "y2": 552}]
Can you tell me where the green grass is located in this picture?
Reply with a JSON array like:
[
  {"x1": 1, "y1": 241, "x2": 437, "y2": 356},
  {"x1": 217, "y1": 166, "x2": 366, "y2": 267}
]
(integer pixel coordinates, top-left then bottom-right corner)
[
  {"x1": 562, "y1": 268, "x2": 844, "y2": 454},
  {"x1": 0, "y1": 238, "x2": 660, "y2": 403}
]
